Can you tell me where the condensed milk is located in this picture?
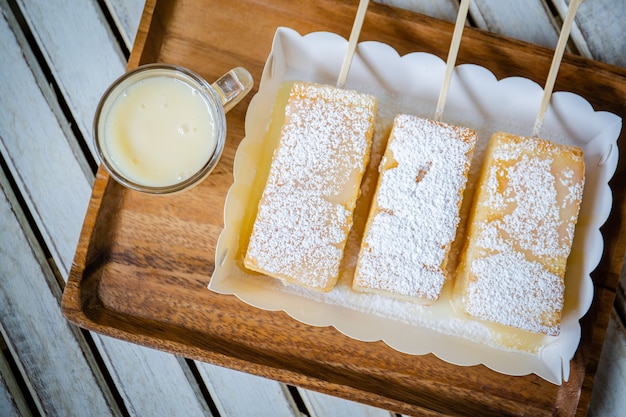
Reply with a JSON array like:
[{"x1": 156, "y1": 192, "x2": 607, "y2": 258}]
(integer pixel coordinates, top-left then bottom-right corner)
[
  {"x1": 94, "y1": 64, "x2": 252, "y2": 193},
  {"x1": 104, "y1": 75, "x2": 218, "y2": 187}
]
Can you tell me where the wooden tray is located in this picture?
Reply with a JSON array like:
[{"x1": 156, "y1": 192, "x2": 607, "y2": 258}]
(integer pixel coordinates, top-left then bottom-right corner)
[{"x1": 62, "y1": 0, "x2": 626, "y2": 415}]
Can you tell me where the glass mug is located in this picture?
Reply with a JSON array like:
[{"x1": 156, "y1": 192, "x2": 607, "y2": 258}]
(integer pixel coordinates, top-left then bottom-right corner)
[{"x1": 94, "y1": 63, "x2": 253, "y2": 194}]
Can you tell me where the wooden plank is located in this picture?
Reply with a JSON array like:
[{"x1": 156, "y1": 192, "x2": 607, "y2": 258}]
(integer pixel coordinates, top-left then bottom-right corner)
[
  {"x1": 196, "y1": 363, "x2": 300, "y2": 417},
  {"x1": 552, "y1": 0, "x2": 626, "y2": 67},
  {"x1": 0, "y1": 2, "x2": 219, "y2": 416},
  {"x1": 88, "y1": 338, "x2": 214, "y2": 417},
  {"x1": 374, "y1": 0, "x2": 459, "y2": 21},
  {"x1": 0, "y1": 174, "x2": 120, "y2": 416},
  {"x1": 549, "y1": 0, "x2": 591, "y2": 59},
  {"x1": 299, "y1": 389, "x2": 396, "y2": 417},
  {"x1": 0, "y1": 13, "x2": 119, "y2": 413},
  {"x1": 469, "y1": 0, "x2": 559, "y2": 49},
  {"x1": 617, "y1": 273, "x2": 626, "y2": 331},
  {"x1": 0, "y1": 0, "x2": 93, "y2": 281},
  {"x1": 103, "y1": 0, "x2": 145, "y2": 51},
  {"x1": 14, "y1": 0, "x2": 128, "y2": 160},
  {"x1": 588, "y1": 311, "x2": 626, "y2": 416},
  {"x1": 0, "y1": 374, "x2": 23, "y2": 417},
  {"x1": 0, "y1": 338, "x2": 32, "y2": 417}
]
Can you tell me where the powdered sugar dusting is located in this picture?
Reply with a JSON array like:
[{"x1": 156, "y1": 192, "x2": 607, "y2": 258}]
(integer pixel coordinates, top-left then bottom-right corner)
[
  {"x1": 468, "y1": 251, "x2": 564, "y2": 335},
  {"x1": 354, "y1": 115, "x2": 477, "y2": 301},
  {"x1": 244, "y1": 82, "x2": 377, "y2": 291},
  {"x1": 462, "y1": 132, "x2": 585, "y2": 335}
]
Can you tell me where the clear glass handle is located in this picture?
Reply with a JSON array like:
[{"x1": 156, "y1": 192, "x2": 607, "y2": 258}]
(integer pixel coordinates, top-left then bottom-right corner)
[{"x1": 211, "y1": 67, "x2": 253, "y2": 113}]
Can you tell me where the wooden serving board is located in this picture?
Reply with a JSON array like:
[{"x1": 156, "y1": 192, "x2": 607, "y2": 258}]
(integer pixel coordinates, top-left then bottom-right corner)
[{"x1": 61, "y1": 0, "x2": 626, "y2": 415}]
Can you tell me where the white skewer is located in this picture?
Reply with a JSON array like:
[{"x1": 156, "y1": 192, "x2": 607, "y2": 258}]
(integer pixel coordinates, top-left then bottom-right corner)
[
  {"x1": 434, "y1": 0, "x2": 471, "y2": 122},
  {"x1": 336, "y1": 0, "x2": 370, "y2": 89},
  {"x1": 532, "y1": 0, "x2": 584, "y2": 137}
]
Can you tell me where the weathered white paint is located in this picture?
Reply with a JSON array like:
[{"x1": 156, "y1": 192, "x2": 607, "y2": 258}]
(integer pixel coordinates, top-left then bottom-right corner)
[
  {"x1": 0, "y1": 341, "x2": 33, "y2": 417},
  {"x1": 550, "y1": 0, "x2": 592, "y2": 58},
  {"x1": 469, "y1": 0, "x2": 559, "y2": 49},
  {"x1": 589, "y1": 311, "x2": 626, "y2": 416},
  {"x1": 553, "y1": 0, "x2": 626, "y2": 67},
  {"x1": 196, "y1": 363, "x2": 301, "y2": 417},
  {"x1": 14, "y1": 0, "x2": 127, "y2": 160},
  {"x1": 103, "y1": 0, "x2": 145, "y2": 51},
  {"x1": 299, "y1": 389, "x2": 396, "y2": 417},
  {"x1": 0, "y1": 0, "x2": 93, "y2": 279},
  {"x1": 0, "y1": 173, "x2": 120, "y2": 416},
  {"x1": 90, "y1": 337, "x2": 213, "y2": 417},
  {"x1": 375, "y1": 0, "x2": 459, "y2": 21}
]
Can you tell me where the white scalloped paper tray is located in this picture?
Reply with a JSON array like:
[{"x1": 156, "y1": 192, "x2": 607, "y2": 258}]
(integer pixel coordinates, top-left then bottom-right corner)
[{"x1": 209, "y1": 27, "x2": 621, "y2": 384}]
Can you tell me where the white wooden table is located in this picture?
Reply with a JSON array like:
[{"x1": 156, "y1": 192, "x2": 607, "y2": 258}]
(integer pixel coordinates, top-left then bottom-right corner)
[{"x1": 1, "y1": 0, "x2": 624, "y2": 415}]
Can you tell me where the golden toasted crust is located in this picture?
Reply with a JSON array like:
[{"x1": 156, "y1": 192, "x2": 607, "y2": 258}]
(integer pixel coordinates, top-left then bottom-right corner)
[
  {"x1": 455, "y1": 131, "x2": 585, "y2": 336},
  {"x1": 244, "y1": 82, "x2": 377, "y2": 291},
  {"x1": 353, "y1": 115, "x2": 477, "y2": 303}
]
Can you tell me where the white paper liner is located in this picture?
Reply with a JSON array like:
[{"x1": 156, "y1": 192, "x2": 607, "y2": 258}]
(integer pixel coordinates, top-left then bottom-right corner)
[{"x1": 209, "y1": 27, "x2": 621, "y2": 384}]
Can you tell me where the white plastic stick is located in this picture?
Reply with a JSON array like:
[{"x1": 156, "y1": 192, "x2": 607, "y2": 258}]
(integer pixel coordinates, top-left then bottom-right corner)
[
  {"x1": 336, "y1": 0, "x2": 370, "y2": 89},
  {"x1": 532, "y1": 0, "x2": 584, "y2": 137},
  {"x1": 434, "y1": 0, "x2": 471, "y2": 122}
]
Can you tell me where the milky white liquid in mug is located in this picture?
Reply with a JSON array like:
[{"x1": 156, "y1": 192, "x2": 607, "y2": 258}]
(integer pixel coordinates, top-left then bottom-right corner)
[{"x1": 103, "y1": 76, "x2": 218, "y2": 187}]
